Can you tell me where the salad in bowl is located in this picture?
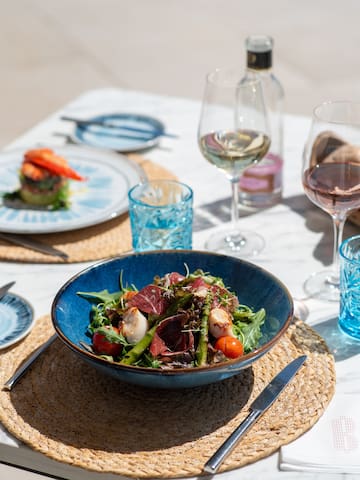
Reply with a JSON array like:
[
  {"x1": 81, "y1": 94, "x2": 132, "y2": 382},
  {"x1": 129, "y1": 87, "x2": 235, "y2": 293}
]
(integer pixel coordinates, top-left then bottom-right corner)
[
  {"x1": 78, "y1": 268, "x2": 265, "y2": 369},
  {"x1": 52, "y1": 251, "x2": 293, "y2": 389}
]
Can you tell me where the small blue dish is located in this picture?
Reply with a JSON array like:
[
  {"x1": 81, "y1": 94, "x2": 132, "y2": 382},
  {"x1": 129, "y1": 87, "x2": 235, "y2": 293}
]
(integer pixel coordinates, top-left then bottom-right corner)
[
  {"x1": 52, "y1": 251, "x2": 293, "y2": 389},
  {"x1": 71, "y1": 113, "x2": 165, "y2": 152},
  {"x1": 0, "y1": 293, "x2": 34, "y2": 349}
]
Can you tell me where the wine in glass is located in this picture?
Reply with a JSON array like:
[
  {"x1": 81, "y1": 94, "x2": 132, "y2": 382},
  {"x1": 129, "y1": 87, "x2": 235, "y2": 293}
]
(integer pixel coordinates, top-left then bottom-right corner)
[
  {"x1": 198, "y1": 68, "x2": 270, "y2": 256},
  {"x1": 302, "y1": 100, "x2": 360, "y2": 301}
]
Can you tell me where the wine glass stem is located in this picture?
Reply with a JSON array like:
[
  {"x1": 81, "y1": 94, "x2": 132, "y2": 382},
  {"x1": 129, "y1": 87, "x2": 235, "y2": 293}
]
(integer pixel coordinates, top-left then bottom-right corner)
[
  {"x1": 328, "y1": 216, "x2": 346, "y2": 286},
  {"x1": 227, "y1": 178, "x2": 246, "y2": 245},
  {"x1": 230, "y1": 179, "x2": 239, "y2": 229}
]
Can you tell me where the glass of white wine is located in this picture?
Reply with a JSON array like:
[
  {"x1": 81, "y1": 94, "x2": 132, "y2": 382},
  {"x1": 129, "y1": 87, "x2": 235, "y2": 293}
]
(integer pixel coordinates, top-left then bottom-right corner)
[{"x1": 198, "y1": 68, "x2": 270, "y2": 256}]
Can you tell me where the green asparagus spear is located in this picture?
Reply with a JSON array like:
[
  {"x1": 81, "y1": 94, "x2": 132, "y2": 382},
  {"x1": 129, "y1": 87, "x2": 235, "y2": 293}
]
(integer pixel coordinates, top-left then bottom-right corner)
[
  {"x1": 120, "y1": 323, "x2": 158, "y2": 365},
  {"x1": 196, "y1": 293, "x2": 212, "y2": 366}
]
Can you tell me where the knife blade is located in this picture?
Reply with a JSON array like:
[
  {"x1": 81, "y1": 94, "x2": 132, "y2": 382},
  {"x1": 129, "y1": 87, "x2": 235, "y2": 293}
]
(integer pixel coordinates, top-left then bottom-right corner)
[
  {"x1": 0, "y1": 232, "x2": 68, "y2": 260},
  {"x1": 0, "y1": 281, "x2": 15, "y2": 301},
  {"x1": 203, "y1": 354, "x2": 307, "y2": 474}
]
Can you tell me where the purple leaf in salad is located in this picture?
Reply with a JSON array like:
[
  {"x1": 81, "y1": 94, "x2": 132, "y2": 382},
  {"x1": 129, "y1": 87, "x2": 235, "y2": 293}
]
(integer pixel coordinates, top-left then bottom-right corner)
[
  {"x1": 150, "y1": 313, "x2": 195, "y2": 358},
  {"x1": 128, "y1": 285, "x2": 169, "y2": 315}
]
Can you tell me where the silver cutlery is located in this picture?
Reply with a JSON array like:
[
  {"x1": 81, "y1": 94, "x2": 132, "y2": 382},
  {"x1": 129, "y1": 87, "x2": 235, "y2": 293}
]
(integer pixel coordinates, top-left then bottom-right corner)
[
  {"x1": 60, "y1": 115, "x2": 178, "y2": 139},
  {"x1": 203, "y1": 354, "x2": 307, "y2": 474},
  {"x1": 3, "y1": 333, "x2": 57, "y2": 391},
  {"x1": 0, "y1": 232, "x2": 68, "y2": 260},
  {"x1": 0, "y1": 281, "x2": 16, "y2": 301}
]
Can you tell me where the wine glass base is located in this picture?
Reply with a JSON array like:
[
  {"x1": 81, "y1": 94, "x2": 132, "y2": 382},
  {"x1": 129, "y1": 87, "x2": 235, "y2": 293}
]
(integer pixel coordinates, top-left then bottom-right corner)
[
  {"x1": 205, "y1": 229, "x2": 265, "y2": 257},
  {"x1": 303, "y1": 269, "x2": 340, "y2": 302}
]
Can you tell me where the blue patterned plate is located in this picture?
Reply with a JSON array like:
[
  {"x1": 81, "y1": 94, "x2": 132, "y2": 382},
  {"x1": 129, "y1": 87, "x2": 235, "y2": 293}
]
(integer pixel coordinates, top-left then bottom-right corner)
[
  {"x1": 0, "y1": 293, "x2": 34, "y2": 349},
  {"x1": 70, "y1": 113, "x2": 165, "y2": 152},
  {"x1": 0, "y1": 145, "x2": 143, "y2": 234}
]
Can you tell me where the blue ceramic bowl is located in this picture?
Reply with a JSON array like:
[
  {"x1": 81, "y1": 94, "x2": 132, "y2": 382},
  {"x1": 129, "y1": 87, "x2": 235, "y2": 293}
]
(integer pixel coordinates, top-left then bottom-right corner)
[{"x1": 52, "y1": 250, "x2": 293, "y2": 389}]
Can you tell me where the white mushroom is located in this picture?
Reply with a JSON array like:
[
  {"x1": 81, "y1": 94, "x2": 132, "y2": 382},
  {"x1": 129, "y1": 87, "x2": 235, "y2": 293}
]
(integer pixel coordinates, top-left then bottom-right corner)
[
  {"x1": 121, "y1": 307, "x2": 148, "y2": 343},
  {"x1": 208, "y1": 308, "x2": 235, "y2": 338}
]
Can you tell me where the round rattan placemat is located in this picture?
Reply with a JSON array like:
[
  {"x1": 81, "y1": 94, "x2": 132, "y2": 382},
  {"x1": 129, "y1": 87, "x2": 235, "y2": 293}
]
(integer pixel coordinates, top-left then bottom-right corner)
[
  {"x1": 0, "y1": 315, "x2": 335, "y2": 478},
  {"x1": 0, "y1": 155, "x2": 177, "y2": 264}
]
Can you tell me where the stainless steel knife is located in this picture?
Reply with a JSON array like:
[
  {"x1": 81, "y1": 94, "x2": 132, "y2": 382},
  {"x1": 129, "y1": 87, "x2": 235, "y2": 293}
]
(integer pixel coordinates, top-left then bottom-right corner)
[
  {"x1": 3, "y1": 333, "x2": 57, "y2": 391},
  {"x1": 0, "y1": 232, "x2": 68, "y2": 260},
  {"x1": 0, "y1": 281, "x2": 15, "y2": 301},
  {"x1": 203, "y1": 354, "x2": 307, "y2": 474}
]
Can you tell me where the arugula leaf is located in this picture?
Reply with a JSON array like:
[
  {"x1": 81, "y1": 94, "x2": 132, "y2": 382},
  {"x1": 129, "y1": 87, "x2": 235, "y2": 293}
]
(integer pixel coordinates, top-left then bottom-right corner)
[
  {"x1": 240, "y1": 308, "x2": 266, "y2": 353},
  {"x1": 77, "y1": 289, "x2": 121, "y2": 304},
  {"x1": 185, "y1": 269, "x2": 226, "y2": 287},
  {"x1": 95, "y1": 326, "x2": 129, "y2": 346}
]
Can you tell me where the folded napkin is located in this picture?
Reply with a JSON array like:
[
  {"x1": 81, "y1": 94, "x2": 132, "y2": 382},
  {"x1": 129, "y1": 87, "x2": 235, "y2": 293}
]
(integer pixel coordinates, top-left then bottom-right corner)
[
  {"x1": 0, "y1": 423, "x2": 18, "y2": 447},
  {"x1": 280, "y1": 393, "x2": 360, "y2": 473}
]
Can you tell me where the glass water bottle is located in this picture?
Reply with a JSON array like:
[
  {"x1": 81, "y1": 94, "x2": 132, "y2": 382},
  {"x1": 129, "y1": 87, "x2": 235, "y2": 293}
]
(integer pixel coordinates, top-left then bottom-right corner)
[{"x1": 239, "y1": 35, "x2": 284, "y2": 208}]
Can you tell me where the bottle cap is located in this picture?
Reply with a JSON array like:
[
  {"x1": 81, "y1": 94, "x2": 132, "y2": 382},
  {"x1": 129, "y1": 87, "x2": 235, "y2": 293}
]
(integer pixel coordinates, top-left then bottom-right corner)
[{"x1": 246, "y1": 35, "x2": 273, "y2": 70}]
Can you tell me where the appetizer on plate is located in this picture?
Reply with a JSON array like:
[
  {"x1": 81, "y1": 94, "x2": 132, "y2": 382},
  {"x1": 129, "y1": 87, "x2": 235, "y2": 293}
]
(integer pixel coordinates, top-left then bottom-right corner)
[{"x1": 6, "y1": 147, "x2": 85, "y2": 210}]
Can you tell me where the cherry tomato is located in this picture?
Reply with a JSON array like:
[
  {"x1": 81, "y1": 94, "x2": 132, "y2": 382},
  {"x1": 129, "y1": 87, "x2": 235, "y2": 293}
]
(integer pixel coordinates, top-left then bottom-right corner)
[
  {"x1": 93, "y1": 327, "x2": 122, "y2": 356},
  {"x1": 214, "y1": 336, "x2": 244, "y2": 359}
]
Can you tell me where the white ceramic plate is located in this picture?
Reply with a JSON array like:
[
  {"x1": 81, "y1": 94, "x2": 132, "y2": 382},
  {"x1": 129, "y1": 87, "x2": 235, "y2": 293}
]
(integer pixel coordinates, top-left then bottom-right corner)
[
  {"x1": 0, "y1": 145, "x2": 143, "y2": 234},
  {"x1": 70, "y1": 113, "x2": 164, "y2": 152},
  {"x1": 0, "y1": 293, "x2": 34, "y2": 350}
]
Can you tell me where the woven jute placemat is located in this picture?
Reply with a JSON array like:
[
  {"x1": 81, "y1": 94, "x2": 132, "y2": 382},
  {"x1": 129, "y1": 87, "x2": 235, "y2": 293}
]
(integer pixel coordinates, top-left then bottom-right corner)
[
  {"x1": 0, "y1": 315, "x2": 335, "y2": 478},
  {"x1": 0, "y1": 155, "x2": 177, "y2": 264}
]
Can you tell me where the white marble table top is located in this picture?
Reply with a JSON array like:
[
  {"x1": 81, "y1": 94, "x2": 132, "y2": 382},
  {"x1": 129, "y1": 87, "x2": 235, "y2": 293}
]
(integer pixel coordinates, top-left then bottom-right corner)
[{"x1": 0, "y1": 88, "x2": 359, "y2": 480}]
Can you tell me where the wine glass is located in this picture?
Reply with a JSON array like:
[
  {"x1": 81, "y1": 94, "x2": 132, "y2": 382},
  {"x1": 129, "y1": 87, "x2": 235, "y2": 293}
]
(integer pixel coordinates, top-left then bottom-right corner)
[
  {"x1": 198, "y1": 68, "x2": 270, "y2": 256},
  {"x1": 302, "y1": 100, "x2": 360, "y2": 301}
]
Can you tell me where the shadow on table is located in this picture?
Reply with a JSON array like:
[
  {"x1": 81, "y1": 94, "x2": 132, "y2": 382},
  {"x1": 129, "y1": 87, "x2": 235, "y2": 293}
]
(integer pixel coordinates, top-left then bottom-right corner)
[
  {"x1": 194, "y1": 193, "x2": 358, "y2": 265},
  {"x1": 193, "y1": 197, "x2": 260, "y2": 233},
  {"x1": 283, "y1": 193, "x2": 359, "y2": 266},
  {"x1": 311, "y1": 316, "x2": 360, "y2": 362}
]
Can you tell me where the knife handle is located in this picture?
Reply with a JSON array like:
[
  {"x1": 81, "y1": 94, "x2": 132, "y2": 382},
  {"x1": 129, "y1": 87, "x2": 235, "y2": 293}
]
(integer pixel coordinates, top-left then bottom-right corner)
[
  {"x1": 3, "y1": 334, "x2": 57, "y2": 391},
  {"x1": 203, "y1": 409, "x2": 262, "y2": 474}
]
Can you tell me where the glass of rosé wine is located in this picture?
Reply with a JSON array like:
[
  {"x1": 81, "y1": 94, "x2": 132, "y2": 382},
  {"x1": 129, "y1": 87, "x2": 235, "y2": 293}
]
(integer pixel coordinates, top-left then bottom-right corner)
[
  {"x1": 302, "y1": 100, "x2": 360, "y2": 301},
  {"x1": 198, "y1": 68, "x2": 270, "y2": 257}
]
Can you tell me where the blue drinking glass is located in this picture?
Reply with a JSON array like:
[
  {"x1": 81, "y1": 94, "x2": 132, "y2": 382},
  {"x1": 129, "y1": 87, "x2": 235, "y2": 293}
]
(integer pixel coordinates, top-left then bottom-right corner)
[
  {"x1": 128, "y1": 180, "x2": 193, "y2": 252},
  {"x1": 339, "y1": 235, "x2": 360, "y2": 340}
]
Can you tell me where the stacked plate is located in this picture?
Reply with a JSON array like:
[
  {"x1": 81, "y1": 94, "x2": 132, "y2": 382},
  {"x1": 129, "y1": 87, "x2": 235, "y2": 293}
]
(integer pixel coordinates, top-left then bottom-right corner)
[{"x1": 68, "y1": 113, "x2": 166, "y2": 153}]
